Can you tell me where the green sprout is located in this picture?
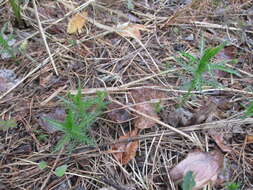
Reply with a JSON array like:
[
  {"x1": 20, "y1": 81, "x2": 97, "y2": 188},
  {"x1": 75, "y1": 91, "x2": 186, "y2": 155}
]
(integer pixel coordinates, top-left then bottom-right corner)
[{"x1": 45, "y1": 85, "x2": 107, "y2": 151}]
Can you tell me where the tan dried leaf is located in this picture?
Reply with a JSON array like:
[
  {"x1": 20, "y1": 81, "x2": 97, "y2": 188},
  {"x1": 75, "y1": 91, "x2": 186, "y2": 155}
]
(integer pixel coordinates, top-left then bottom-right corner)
[
  {"x1": 246, "y1": 135, "x2": 253, "y2": 143},
  {"x1": 67, "y1": 11, "x2": 87, "y2": 34},
  {"x1": 110, "y1": 128, "x2": 139, "y2": 165},
  {"x1": 210, "y1": 133, "x2": 232, "y2": 152},
  {"x1": 133, "y1": 103, "x2": 159, "y2": 129},
  {"x1": 118, "y1": 24, "x2": 146, "y2": 40},
  {"x1": 107, "y1": 102, "x2": 132, "y2": 123},
  {"x1": 129, "y1": 88, "x2": 167, "y2": 129},
  {"x1": 170, "y1": 150, "x2": 224, "y2": 190}
]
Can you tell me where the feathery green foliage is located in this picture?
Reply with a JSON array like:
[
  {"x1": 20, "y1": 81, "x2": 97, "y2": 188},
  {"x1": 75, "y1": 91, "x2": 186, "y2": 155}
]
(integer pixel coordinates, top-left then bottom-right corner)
[
  {"x1": 244, "y1": 101, "x2": 253, "y2": 118},
  {"x1": 0, "y1": 23, "x2": 16, "y2": 58},
  {"x1": 226, "y1": 182, "x2": 240, "y2": 190},
  {"x1": 182, "y1": 171, "x2": 196, "y2": 190},
  {"x1": 9, "y1": 0, "x2": 22, "y2": 25},
  {"x1": 45, "y1": 86, "x2": 107, "y2": 151},
  {"x1": 177, "y1": 36, "x2": 240, "y2": 104}
]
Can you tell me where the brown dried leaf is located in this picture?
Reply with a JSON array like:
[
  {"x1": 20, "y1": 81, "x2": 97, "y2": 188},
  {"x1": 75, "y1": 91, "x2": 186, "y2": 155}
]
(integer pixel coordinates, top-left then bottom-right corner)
[
  {"x1": 209, "y1": 132, "x2": 232, "y2": 152},
  {"x1": 246, "y1": 135, "x2": 253, "y2": 143},
  {"x1": 39, "y1": 72, "x2": 54, "y2": 87},
  {"x1": 167, "y1": 108, "x2": 194, "y2": 127},
  {"x1": 216, "y1": 46, "x2": 237, "y2": 60},
  {"x1": 118, "y1": 24, "x2": 146, "y2": 40},
  {"x1": 107, "y1": 102, "x2": 132, "y2": 123},
  {"x1": 129, "y1": 88, "x2": 167, "y2": 129},
  {"x1": 170, "y1": 150, "x2": 224, "y2": 190},
  {"x1": 110, "y1": 128, "x2": 139, "y2": 165},
  {"x1": 67, "y1": 11, "x2": 87, "y2": 34},
  {"x1": 133, "y1": 103, "x2": 159, "y2": 129}
]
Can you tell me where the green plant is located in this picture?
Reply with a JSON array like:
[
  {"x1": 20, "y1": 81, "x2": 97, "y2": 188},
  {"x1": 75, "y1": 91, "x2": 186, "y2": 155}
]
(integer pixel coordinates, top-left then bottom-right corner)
[
  {"x1": 182, "y1": 171, "x2": 196, "y2": 190},
  {"x1": 0, "y1": 23, "x2": 17, "y2": 58},
  {"x1": 244, "y1": 101, "x2": 253, "y2": 118},
  {"x1": 9, "y1": 0, "x2": 22, "y2": 25},
  {"x1": 0, "y1": 119, "x2": 16, "y2": 131},
  {"x1": 154, "y1": 101, "x2": 163, "y2": 113},
  {"x1": 38, "y1": 161, "x2": 47, "y2": 170},
  {"x1": 45, "y1": 86, "x2": 107, "y2": 151},
  {"x1": 126, "y1": 0, "x2": 134, "y2": 10},
  {"x1": 226, "y1": 182, "x2": 240, "y2": 190},
  {"x1": 176, "y1": 36, "x2": 240, "y2": 104},
  {"x1": 55, "y1": 165, "x2": 68, "y2": 177}
]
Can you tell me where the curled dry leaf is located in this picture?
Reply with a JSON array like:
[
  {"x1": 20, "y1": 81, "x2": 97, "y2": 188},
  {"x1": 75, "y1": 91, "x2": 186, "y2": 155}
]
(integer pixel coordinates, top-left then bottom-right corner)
[
  {"x1": 118, "y1": 23, "x2": 147, "y2": 40},
  {"x1": 209, "y1": 131, "x2": 232, "y2": 152},
  {"x1": 170, "y1": 150, "x2": 224, "y2": 190},
  {"x1": 67, "y1": 11, "x2": 87, "y2": 34},
  {"x1": 129, "y1": 88, "x2": 167, "y2": 129},
  {"x1": 107, "y1": 102, "x2": 132, "y2": 123},
  {"x1": 110, "y1": 128, "x2": 139, "y2": 165}
]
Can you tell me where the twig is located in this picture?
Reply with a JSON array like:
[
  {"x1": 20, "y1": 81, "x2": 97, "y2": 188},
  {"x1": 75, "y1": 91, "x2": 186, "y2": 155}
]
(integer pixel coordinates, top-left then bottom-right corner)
[
  {"x1": 32, "y1": 0, "x2": 58, "y2": 75},
  {"x1": 110, "y1": 98, "x2": 195, "y2": 142}
]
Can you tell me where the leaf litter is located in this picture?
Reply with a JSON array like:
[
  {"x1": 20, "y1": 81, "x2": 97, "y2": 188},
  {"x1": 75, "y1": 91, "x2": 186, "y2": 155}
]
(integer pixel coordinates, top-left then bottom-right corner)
[
  {"x1": 1, "y1": 0, "x2": 253, "y2": 189},
  {"x1": 170, "y1": 150, "x2": 224, "y2": 190},
  {"x1": 110, "y1": 128, "x2": 139, "y2": 165},
  {"x1": 67, "y1": 11, "x2": 88, "y2": 34}
]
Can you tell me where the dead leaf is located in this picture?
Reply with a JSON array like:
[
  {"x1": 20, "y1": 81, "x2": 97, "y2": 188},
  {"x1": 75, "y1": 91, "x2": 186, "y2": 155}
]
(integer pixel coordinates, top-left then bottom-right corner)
[
  {"x1": 110, "y1": 128, "x2": 139, "y2": 165},
  {"x1": 107, "y1": 102, "x2": 132, "y2": 123},
  {"x1": 193, "y1": 100, "x2": 218, "y2": 124},
  {"x1": 246, "y1": 135, "x2": 253, "y2": 143},
  {"x1": 133, "y1": 103, "x2": 159, "y2": 129},
  {"x1": 39, "y1": 71, "x2": 54, "y2": 87},
  {"x1": 167, "y1": 107, "x2": 194, "y2": 127},
  {"x1": 67, "y1": 11, "x2": 87, "y2": 34},
  {"x1": 118, "y1": 23, "x2": 146, "y2": 40},
  {"x1": 216, "y1": 46, "x2": 237, "y2": 60},
  {"x1": 170, "y1": 150, "x2": 224, "y2": 190},
  {"x1": 210, "y1": 133, "x2": 232, "y2": 152},
  {"x1": 129, "y1": 88, "x2": 167, "y2": 129}
]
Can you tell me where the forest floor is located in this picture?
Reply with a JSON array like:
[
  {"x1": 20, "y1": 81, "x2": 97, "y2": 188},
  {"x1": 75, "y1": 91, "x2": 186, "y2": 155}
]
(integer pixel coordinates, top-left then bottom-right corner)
[{"x1": 0, "y1": 0, "x2": 253, "y2": 190}]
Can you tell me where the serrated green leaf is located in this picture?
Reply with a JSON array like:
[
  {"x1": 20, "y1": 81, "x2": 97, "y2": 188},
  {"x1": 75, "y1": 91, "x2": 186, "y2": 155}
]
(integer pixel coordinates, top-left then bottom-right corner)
[
  {"x1": 38, "y1": 161, "x2": 47, "y2": 169},
  {"x1": 55, "y1": 165, "x2": 67, "y2": 177}
]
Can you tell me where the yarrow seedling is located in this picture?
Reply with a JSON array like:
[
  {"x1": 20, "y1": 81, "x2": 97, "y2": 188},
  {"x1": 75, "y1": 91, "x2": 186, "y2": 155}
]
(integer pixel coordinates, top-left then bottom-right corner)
[
  {"x1": 176, "y1": 35, "x2": 240, "y2": 105},
  {"x1": 45, "y1": 86, "x2": 107, "y2": 151}
]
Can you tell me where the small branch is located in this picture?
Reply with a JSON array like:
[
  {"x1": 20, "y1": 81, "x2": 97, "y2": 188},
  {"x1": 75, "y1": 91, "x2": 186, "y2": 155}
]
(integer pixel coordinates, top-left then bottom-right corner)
[{"x1": 32, "y1": 0, "x2": 58, "y2": 76}]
